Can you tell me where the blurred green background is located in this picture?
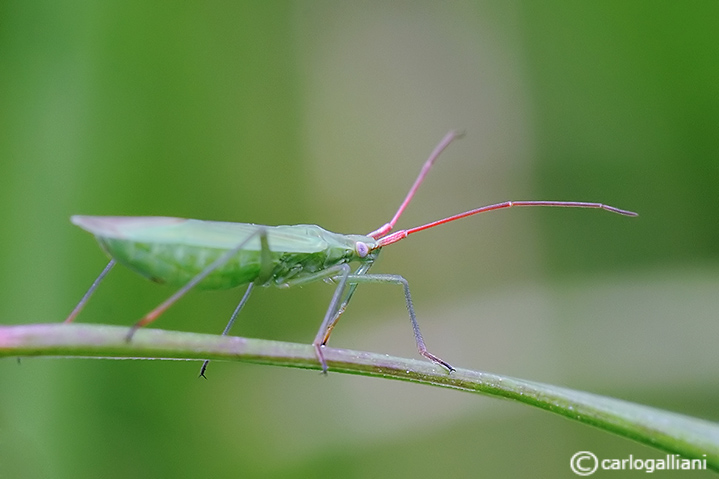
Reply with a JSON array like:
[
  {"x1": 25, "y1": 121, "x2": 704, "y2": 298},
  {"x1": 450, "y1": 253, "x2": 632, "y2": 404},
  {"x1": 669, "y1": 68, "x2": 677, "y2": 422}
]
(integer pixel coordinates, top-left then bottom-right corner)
[{"x1": 1, "y1": 1, "x2": 718, "y2": 477}]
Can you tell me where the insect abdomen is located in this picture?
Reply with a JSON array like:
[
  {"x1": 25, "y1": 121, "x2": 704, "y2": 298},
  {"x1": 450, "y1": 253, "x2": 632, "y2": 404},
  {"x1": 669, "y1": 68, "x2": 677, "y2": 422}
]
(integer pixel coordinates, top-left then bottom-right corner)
[{"x1": 98, "y1": 237, "x2": 263, "y2": 290}]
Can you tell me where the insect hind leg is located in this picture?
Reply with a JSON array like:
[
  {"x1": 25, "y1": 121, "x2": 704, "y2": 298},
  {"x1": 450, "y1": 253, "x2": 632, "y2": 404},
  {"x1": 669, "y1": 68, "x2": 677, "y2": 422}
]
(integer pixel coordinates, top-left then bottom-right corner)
[
  {"x1": 63, "y1": 259, "x2": 117, "y2": 323},
  {"x1": 126, "y1": 227, "x2": 268, "y2": 341}
]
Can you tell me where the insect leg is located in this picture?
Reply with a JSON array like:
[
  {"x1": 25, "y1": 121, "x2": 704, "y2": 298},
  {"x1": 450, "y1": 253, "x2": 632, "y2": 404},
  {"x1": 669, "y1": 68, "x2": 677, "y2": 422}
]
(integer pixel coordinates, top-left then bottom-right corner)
[
  {"x1": 316, "y1": 261, "x2": 374, "y2": 348},
  {"x1": 285, "y1": 263, "x2": 452, "y2": 374},
  {"x1": 323, "y1": 273, "x2": 454, "y2": 373},
  {"x1": 126, "y1": 228, "x2": 267, "y2": 341},
  {"x1": 198, "y1": 282, "x2": 255, "y2": 378},
  {"x1": 198, "y1": 227, "x2": 274, "y2": 377},
  {"x1": 278, "y1": 264, "x2": 358, "y2": 372},
  {"x1": 284, "y1": 263, "x2": 411, "y2": 374},
  {"x1": 311, "y1": 263, "x2": 353, "y2": 373},
  {"x1": 318, "y1": 284, "x2": 356, "y2": 346},
  {"x1": 63, "y1": 259, "x2": 117, "y2": 323}
]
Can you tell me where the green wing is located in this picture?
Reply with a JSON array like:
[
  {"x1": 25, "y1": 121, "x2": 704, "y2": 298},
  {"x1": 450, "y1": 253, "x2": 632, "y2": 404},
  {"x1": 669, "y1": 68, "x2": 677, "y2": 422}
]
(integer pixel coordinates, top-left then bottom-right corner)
[{"x1": 71, "y1": 216, "x2": 336, "y2": 253}]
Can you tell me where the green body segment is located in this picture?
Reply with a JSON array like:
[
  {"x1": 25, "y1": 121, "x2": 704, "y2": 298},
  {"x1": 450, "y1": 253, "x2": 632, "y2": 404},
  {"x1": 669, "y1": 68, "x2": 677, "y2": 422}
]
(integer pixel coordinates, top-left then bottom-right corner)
[{"x1": 71, "y1": 216, "x2": 380, "y2": 290}]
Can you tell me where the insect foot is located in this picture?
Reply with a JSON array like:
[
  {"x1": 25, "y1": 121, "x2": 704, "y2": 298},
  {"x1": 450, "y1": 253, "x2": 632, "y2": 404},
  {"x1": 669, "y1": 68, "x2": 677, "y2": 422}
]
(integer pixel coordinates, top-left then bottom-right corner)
[
  {"x1": 314, "y1": 343, "x2": 329, "y2": 374},
  {"x1": 422, "y1": 351, "x2": 455, "y2": 373}
]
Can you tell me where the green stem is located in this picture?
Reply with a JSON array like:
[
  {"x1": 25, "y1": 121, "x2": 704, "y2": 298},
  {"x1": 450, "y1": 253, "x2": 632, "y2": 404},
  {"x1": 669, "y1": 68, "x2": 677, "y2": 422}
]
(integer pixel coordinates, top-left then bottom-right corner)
[{"x1": 1, "y1": 323, "x2": 717, "y2": 470}]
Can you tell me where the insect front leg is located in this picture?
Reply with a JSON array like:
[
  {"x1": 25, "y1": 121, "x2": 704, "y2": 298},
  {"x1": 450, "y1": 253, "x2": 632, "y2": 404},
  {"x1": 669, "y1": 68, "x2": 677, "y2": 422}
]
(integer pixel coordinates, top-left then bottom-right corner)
[
  {"x1": 315, "y1": 261, "x2": 374, "y2": 348},
  {"x1": 282, "y1": 263, "x2": 354, "y2": 373},
  {"x1": 330, "y1": 273, "x2": 455, "y2": 373},
  {"x1": 313, "y1": 264, "x2": 354, "y2": 373}
]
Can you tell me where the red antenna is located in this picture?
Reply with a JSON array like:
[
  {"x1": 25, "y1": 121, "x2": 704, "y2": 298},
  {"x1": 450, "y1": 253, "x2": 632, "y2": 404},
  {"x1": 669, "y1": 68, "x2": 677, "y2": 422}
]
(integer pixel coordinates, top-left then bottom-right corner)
[
  {"x1": 368, "y1": 131, "x2": 637, "y2": 248},
  {"x1": 367, "y1": 131, "x2": 463, "y2": 239}
]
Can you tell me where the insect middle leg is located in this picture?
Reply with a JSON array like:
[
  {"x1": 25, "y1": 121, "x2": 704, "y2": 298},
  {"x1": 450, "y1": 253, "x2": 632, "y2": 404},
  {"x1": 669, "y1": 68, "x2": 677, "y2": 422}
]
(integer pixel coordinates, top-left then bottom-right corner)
[
  {"x1": 198, "y1": 227, "x2": 274, "y2": 377},
  {"x1": 197, "y1": 282, "x2": 254, "y2": 379}
]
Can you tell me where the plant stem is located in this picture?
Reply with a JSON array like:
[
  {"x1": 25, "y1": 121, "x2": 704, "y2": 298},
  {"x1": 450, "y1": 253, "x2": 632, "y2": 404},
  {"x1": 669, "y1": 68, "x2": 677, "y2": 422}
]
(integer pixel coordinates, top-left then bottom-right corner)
[{"x1": 1, "y1": 323, "x2": 717, "y2": 470}]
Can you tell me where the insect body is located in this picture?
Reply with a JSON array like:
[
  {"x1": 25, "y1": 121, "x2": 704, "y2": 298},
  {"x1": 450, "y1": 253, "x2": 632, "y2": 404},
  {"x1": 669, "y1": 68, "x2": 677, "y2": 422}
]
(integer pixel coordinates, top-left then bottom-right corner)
[
  {"x1": 72, "y1": 217, "x2": 378, "y2": 289},
  {"x1": 64, "y1": 132, "x2": 637, "y2": 375}
]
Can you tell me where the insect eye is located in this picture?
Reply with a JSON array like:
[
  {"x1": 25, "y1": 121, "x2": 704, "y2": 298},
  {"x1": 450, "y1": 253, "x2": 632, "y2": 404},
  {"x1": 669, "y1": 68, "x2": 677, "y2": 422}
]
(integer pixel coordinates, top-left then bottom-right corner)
[{"x1": 355, "y1": 242, "x2": 369, "y2": 258}]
